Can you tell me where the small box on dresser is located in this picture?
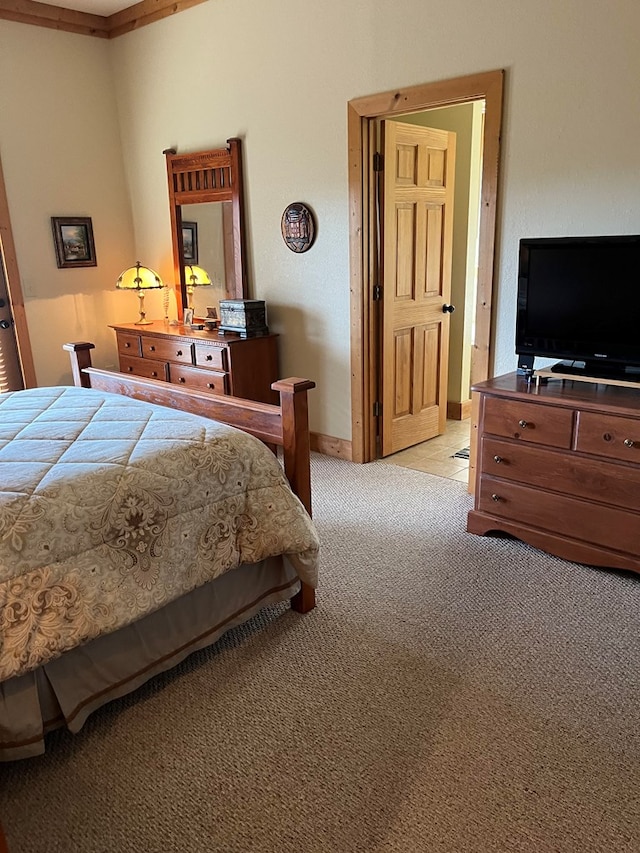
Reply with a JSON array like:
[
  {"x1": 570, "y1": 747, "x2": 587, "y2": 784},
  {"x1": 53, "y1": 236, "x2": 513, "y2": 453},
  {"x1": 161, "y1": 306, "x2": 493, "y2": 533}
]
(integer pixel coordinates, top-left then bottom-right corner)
[
  {"x1": 218, "y1": 299, "x2": 269, "y2": 338},
  {"x1": 468, "y1": 373, "x2": 640, "y2": 575}
]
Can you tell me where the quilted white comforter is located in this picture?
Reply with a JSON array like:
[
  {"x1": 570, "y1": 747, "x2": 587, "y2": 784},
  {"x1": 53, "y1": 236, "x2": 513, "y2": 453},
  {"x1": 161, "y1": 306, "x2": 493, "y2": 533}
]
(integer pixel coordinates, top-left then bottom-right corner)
[{"x1": 0, "y1": 387, "x2": 319, "y2": 682}]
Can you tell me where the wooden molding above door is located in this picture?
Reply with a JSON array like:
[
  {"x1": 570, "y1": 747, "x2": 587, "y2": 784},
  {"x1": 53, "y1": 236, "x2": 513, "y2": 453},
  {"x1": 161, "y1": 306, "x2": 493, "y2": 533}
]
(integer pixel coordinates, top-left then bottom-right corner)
[{"x1": 347, "y1": 69, "x2": 504, "y2": 463}]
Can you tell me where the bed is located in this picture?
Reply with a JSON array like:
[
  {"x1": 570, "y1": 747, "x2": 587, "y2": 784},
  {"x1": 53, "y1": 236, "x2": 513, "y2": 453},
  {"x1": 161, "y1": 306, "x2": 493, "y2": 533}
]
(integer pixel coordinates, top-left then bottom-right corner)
[{"x1": 0, "y1": 343, "x2": 319, "y2": 761}]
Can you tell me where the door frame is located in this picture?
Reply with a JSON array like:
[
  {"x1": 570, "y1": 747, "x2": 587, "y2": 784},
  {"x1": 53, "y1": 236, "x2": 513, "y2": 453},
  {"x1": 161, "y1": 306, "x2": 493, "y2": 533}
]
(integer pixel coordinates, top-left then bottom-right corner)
[
  {"x1": 347, "y1": 69, "x2": 504, "y2": 462},
  {"x1": 0, "y1": 154, "x2": 36, "y2": 387}
]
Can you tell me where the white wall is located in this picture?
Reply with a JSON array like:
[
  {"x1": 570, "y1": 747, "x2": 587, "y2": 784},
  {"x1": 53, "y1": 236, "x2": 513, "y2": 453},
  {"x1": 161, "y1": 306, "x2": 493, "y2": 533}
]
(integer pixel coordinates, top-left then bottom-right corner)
[
  {"x1": 2, "y1": 0, "x2": 640, "y2": 440},
  {"x1": 0, "y1": 21, "x2": 134, "y2": 384}
]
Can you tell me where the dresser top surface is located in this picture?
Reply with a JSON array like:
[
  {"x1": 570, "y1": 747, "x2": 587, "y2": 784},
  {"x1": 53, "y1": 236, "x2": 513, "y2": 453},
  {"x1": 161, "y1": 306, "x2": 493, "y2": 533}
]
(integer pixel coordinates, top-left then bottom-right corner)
[
  {"x1": 473, "y1": 372, "x2": 640, "y2": 416},
  {"x1": 110, "y1": 321, "x2": 277, "y2": 345}
]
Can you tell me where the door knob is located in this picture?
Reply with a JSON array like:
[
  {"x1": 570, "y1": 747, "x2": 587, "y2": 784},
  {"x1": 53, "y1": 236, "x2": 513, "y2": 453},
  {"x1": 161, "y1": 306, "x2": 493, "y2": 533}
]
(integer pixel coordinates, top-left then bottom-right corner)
[{"x1": 442, "y1": 304, "x2": 455, "y2": 313}]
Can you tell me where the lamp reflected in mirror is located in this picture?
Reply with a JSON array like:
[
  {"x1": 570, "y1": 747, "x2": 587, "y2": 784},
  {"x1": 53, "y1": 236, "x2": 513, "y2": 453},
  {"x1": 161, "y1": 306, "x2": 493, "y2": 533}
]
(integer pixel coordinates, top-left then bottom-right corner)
[
  {"x1": 184, "y1": 264, "x2": 212, "y2": 312},
  {"x1": 116, "y1": 261, "x2": 162, "y2": 325}
]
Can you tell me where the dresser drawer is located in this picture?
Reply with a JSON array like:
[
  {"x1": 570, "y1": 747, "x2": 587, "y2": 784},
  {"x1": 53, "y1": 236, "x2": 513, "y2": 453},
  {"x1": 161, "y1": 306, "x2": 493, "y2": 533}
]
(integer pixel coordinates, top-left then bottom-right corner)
[
  {"x1": 194, "y1": 343, "x2": 227, "y2": 371},
  {"x1": 120, "y1": 355, "x2": 168, "y2": 381},
  {"x1": 575, "y1": 411, "x2": 640, "y2": 463},
  {"x1": 481, "y1": 436, "x2": 640, "y2": 511},
  {"x1": 140, "y1": 336, "x2": 193, "y2": 364},
  {"x1": 483, "y1": 396, "x2": 573, "y2": 449},
  {"x1": 116, "y1": 333, "x2": 141, "y2": 358},
  {"x1": 169, "y1": 363, "x2": 228, "y2": 394},
  {"x1": 478, "y1": 475, "x2": 640, "y2": 555},
  {"x1": 111, "y1": 323, "x2": 278, "y2": 404}
]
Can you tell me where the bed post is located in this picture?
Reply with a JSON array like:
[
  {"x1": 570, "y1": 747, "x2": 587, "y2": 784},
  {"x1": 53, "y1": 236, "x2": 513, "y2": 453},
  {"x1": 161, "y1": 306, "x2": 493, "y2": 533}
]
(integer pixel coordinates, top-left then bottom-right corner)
[
  {"x1": 63, "y1": 342, "x2": 95, "y2": 388},
  {"x1": 272, "y1": 377, "x2": 316, "y2": 613}
]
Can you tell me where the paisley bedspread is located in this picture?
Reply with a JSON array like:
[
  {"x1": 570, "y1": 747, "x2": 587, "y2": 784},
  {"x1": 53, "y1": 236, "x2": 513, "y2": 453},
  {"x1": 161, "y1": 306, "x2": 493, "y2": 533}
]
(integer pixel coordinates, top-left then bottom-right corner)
[{"x1": 0, "y1": 387, "x2": 319, "y2": 682}]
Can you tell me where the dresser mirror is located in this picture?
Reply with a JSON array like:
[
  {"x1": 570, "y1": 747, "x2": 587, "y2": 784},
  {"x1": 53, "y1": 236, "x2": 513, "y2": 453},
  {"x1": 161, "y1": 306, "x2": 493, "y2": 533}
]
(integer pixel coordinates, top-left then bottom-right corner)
[{"x1": 165, "y1": 138, "x2": 249, "y2": 322}]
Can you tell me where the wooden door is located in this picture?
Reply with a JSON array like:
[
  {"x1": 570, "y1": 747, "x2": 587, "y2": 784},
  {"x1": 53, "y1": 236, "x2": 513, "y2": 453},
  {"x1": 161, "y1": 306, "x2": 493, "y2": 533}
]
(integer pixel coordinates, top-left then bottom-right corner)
[{"x1": 380, "y1": 120, "x2": 456, "y2": 456}]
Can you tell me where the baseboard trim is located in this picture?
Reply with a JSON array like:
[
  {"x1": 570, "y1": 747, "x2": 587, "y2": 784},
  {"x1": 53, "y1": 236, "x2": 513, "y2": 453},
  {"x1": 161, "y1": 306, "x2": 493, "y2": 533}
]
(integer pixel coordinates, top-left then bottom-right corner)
[
  {"x1": 447, "y1": 399, "x2": 472, "y2": 421},
  {"x1": 310, "y1": 432, "x2": 353, "y2": 461}
]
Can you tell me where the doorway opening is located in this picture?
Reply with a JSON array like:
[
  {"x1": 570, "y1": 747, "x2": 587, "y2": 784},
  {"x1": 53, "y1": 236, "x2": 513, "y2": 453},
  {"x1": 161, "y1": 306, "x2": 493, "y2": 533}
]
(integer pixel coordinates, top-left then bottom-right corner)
[
  {"x1": 347, "y1": 70, "x2": 504, "y2": 463},
  {"x1": 0, "y1": 154, "x2": 36, "y2": 391},
  {"x1": 0, "y1": 254, "x2": 24, "y2": 392}
]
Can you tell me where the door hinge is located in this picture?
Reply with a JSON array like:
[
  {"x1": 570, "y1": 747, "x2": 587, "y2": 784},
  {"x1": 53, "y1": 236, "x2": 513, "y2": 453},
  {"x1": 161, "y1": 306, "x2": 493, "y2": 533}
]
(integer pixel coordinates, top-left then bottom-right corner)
[
  {"x1": 373, "y1": 284, "x2": 382, "y2": 301},
  {"x1": 373, "y1": 401, "x2": 382, "y2": 417},
  {"x1": 373, "y1": 152, "x2": 384, "y2": 172}
]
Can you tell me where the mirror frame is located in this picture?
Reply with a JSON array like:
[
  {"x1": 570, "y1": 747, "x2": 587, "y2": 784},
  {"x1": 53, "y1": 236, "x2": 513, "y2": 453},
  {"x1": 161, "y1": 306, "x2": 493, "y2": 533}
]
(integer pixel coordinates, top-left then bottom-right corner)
[{"x1": 164, "y1": 138, "x2": 248, "y2": 320}]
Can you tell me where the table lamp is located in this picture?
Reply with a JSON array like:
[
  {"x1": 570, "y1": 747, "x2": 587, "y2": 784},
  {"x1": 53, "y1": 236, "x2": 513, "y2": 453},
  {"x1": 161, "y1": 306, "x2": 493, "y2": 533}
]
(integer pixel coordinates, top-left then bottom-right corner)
[{"x1": 116, "y1": 261, "x2": 163, "y2": 325}]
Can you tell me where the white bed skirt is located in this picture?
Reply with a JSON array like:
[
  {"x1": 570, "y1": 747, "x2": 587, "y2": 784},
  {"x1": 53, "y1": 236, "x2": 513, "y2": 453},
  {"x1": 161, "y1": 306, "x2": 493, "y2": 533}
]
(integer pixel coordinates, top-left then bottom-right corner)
[{"x1": 0, "y1": 556, "x2": 299, "y2": 761}]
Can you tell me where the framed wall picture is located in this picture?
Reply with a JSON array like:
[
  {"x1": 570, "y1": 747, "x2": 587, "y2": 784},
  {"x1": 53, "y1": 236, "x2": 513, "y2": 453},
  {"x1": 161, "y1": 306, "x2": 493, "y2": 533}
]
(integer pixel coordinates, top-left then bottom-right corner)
[
  {"x1": 182, "y1": 221, "x2": 198, "y2": 264},
  {"x1": 51, "y1": 216, "x2": 97, "y2": 268}
]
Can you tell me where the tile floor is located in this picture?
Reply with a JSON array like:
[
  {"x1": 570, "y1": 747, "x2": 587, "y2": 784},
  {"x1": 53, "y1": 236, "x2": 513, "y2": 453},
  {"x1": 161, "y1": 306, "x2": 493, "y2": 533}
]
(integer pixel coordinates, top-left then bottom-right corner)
[{"x1": 383, "y1": 418, "x2": 471, "y2": 484}]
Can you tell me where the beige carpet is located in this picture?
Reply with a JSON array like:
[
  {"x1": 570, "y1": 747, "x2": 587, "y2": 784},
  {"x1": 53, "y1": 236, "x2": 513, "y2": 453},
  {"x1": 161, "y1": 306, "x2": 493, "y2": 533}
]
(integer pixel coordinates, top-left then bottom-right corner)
[{"x1": 2, "y1": 454, "x2": 640, "y2": 852}]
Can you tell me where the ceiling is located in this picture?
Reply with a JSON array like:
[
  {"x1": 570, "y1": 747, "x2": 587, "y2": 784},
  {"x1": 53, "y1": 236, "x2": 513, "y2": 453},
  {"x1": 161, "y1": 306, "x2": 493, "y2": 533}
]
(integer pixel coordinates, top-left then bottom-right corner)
[{"x1": 37, "y1": 0, "x2": 133, "y2": 15}]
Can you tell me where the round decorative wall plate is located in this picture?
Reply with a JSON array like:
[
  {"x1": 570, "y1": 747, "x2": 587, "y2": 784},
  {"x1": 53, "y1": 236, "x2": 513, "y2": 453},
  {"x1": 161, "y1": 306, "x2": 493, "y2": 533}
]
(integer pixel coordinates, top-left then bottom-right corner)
[{"x1": 281, "y1": 202, "x2": 316, "y2": 253}]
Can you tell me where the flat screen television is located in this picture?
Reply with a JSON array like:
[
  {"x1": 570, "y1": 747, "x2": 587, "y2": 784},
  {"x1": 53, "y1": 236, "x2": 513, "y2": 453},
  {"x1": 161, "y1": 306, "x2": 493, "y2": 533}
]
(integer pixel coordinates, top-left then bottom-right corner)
[{"x1": 515, "y1": 234, "x2": 640, "y2": 381}]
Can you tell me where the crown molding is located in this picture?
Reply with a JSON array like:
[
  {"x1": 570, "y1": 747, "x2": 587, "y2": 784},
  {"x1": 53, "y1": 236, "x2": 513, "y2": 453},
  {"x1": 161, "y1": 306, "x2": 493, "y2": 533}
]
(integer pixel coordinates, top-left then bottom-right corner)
[{"x1": 0, "y1": 0, "x2": 208, "y2": 38}]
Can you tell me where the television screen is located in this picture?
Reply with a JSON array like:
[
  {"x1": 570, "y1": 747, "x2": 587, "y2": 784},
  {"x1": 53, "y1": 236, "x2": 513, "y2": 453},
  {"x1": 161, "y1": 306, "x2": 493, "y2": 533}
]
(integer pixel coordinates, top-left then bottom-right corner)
[{"x1": 516, "y1": 235, "x2": 640, "y2": 379}]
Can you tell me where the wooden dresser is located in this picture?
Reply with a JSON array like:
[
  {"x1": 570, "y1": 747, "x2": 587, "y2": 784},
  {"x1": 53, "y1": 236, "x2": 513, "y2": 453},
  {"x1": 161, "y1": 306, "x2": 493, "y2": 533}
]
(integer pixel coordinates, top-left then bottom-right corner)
[
  {"x1": 110, "y1": 322, "x2": 279, "y2": 405},
  {"x1": 468, "y1": 373, "x2": 640, "y2": 574}
]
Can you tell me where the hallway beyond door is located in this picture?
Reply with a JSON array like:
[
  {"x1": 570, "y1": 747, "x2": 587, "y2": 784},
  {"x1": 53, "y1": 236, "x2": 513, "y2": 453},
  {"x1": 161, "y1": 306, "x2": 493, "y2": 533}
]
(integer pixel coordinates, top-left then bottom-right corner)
[{"x1": 382, "y1": 418, "x2": 470, "y2": 483}]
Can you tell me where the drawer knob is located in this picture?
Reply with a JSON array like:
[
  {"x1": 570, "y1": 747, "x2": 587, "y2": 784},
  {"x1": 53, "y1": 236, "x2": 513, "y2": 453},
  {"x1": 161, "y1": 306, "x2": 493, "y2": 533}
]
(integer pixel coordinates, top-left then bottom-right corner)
[
  {"x1": 491, "y1": 493, "x2": 502, "y2": 502},
  {"x1": 127, "y1": 366, "x2": 133, "y2": 372},
  {"x1": 518, "y1": 419, "x2": 528, "y2": 429},
  {"x1": 179, "y1": 377, "x2": 185, "y2": 383},
  {"x1": 149, "y1": 345, "x2": 155, "y2": 352},
  {"x1": 206, "y1": 354, "x2": 213, "y2": 361},
  {"x1": 624, "y1": 438, "x2": 635, "y2": 448},
  {"x1": 176, "y1": 349, "x2": 183, "y2": 356},
  {"x1": 124, "y1": 342, "x2": 130, "y2": 348},
  {"x1": 493, "y1": 455, "x2": 503, "y2": 464},
  {"x1": 207, "y1": 383, "x2": 214, "y2": 389},
  {"x1": 151, "y1": 371, "x2": 157, "y2": 377}
]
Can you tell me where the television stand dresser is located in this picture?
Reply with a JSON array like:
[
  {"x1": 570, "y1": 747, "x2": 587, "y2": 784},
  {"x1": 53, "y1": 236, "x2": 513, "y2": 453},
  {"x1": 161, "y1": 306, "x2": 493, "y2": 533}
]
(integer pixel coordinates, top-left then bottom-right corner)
[
  {"x1": 468, "y1": 373, "x2": 640, "y2": 575},
  {"x1": 110, "y1": 322, "x2": 279, "y2": 404}
]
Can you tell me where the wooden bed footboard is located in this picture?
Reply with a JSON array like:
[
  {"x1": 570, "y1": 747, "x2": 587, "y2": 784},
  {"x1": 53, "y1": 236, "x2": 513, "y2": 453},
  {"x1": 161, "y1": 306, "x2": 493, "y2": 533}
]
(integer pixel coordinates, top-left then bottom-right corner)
[{"x1": 64, "y1": 342, "x2": 316, "y2": 612}]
